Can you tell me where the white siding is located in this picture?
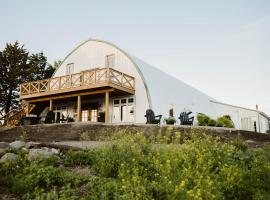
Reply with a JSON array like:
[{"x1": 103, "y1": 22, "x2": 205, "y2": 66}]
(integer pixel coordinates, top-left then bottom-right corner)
[
  {"x1": 259, "y1": 114, "x2": 270, "y2": 133},
  {"x1": 211, "y1": 101, "x2": 269, "y2": 133}
]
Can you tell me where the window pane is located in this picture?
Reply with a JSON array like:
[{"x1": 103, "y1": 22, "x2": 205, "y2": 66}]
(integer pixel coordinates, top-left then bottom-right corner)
[
  {"x1": 66, "y1": 63, "x2": 74, "y2": 75},
  {"x1": 128, "y1": 98, "x2": 134, "y2": 103},
  {"x1": 114, "y1": 99, "x2": 120, "y2": 105},
  {"x1": 106, "y1": 54, "x2": 115, "y2": 68},
  {"x1": 121, "y1": 99, "x2": 127, "y2": 104}
]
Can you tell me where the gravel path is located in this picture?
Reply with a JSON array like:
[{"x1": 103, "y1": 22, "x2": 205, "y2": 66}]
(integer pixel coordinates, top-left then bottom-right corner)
[{"x1": 52, "y1": 141, "x2": 109, "y2": 149}]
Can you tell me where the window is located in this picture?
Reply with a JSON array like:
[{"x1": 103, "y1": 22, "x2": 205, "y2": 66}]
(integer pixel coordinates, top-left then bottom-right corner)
[
  {"x1": 128, "y1": 98, "x2": 134, "y2": 103},
  {"x1": 66, "y1": 63, "x2": 74, "y2": 75},
  {"x1": 106, "y1": 54, "x2": 115, "y2": 68},
  {"x1": 113, "y1": 99, "x2": 120, "y2": 105}
]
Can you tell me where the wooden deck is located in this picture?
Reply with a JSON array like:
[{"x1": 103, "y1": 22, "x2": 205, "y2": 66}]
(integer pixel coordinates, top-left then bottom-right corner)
[{"x1": 20, "y1": 67, "x2": 135, "y2": 99}]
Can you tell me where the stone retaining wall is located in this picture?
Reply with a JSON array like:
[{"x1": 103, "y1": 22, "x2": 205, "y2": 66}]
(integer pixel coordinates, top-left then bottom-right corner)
[{"x1": 0, "y1": 123, "x2": 270, "y2": 145}]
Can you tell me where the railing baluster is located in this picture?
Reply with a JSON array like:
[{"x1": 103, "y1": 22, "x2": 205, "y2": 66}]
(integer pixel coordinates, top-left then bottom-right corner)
[
  {"x1": 94, "y1": 69, "x2": 96, "y2": 84},
  {"x1": 82, "y1": 72, "x2": 84, "y2": 86},
  {"x1": 20, "y1": 67, "x2": 135, "y2": 97},
  {"x1": 59, "y1": 77, "x2": 61, "y2": 90},
  {"x1": 121, "y1": 73, "x2": 123, "y2": 86}
]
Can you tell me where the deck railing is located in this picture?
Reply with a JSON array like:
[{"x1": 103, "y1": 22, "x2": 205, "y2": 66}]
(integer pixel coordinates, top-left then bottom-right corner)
[{"x1": 20, "y1": 67, "x2": 135, "y2": 96}]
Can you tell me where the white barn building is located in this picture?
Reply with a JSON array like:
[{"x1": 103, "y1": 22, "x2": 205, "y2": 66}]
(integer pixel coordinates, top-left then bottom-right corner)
[{"x1": 18, "y1": 39, "x2": 270, "y2": 133}]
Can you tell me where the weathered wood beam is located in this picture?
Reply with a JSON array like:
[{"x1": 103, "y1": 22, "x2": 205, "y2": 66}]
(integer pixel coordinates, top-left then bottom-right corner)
[
  {"x1": 27, "y1": 88, "x2": 115, "y2": 103},
  {"x1": 77, "y1": 95, "x2": 81, "y2": 122},
  {"x1": 105, "y1": 92, "x2": 109, "y2": 123},
  {"x1": 49, "y1": 99, "x2": 53, "y2": 111}
]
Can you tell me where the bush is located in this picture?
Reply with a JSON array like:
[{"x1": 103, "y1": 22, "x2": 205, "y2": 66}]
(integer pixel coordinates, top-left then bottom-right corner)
[
  {"x1": 197, "y1": 113, "x2": 211, "y2": 126},
  {"x1": 217, "y1": 115, "x2": 234, "y2": 128},
  {"x1": 208, "y1": 119, "x2": 217, "y2": 126},
  {"x1": 197, "y1": 113, "x2": 234, "y2": 128}
]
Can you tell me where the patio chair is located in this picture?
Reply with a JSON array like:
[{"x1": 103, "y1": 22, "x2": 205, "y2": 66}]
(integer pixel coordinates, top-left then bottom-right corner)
[
  {"x1": 144, "y1": 109, "x2": 162, "y2": 124},
  {"x1": 179, "y1": 111, "x2": 194, "y2": 125},
  {"x1": 44, "y1": 110, "x2": 55, "y2": 124}
]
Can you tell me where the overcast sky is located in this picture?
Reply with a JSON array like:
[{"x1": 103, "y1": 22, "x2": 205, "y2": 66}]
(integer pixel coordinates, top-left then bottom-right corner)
[{"x1": 1, "y1": 0, "x2": 269, "y2": 114}]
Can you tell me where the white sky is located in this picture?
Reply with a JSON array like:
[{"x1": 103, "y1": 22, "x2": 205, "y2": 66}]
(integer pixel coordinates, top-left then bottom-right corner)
[{"x1": 0, "y1": 0, "x2": 269, "y2": 114}]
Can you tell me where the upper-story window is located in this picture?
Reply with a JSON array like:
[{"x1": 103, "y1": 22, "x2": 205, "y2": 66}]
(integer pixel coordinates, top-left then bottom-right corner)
[
  {"x1": 106, "y1": 54, "x2": 115, "y2": 68},
  {"x1": 66, "y1": 63, "x2": 74, "y2": 75}
]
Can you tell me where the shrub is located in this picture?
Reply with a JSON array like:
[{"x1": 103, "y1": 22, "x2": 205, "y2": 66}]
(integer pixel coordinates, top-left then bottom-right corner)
[
  {"x1": 197, "y1": 113, "x2": 211, "y2": 126},
  {"x1": 197, "y1": 113, "x2": 234, "y2": 128},
  {"x1": 217, "y1": 115, "x2": 234, "y2": 128},
  {"x1": 208, "y1": 119, "x2": 217, "y2": 126}
]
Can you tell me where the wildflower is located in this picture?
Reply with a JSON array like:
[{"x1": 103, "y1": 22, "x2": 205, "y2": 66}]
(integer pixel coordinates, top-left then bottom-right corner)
[{"x1": 180, "y1": 180, "x2": 186, "y2": 188}]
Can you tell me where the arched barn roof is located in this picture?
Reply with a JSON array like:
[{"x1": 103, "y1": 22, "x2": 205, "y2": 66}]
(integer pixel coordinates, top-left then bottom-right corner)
[
  {"x1": 130, "y1": 56, "x2": 217, "y2": 116},
  {"x1": 54, "y1": 39, "x2": 217, "y2": 116}
]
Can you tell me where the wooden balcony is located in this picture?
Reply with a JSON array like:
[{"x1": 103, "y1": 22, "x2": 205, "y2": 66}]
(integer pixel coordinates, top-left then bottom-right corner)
[{"x1": 20, "y1": 67, "x2": 135, "y2": 100}]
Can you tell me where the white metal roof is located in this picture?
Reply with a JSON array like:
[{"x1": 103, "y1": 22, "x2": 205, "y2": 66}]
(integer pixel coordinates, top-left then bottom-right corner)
[{"x1": 129, "y1": 55, "x2": 218, "y2": 117}]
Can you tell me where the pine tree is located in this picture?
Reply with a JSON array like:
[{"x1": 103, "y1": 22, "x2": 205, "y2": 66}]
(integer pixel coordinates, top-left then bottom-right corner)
[{"x1": 0, "y1": 41, "x2": 56, "y2": 115}]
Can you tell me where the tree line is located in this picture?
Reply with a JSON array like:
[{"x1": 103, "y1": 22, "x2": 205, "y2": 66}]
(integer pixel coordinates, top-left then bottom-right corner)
[{"x1": 0, "y1": 41, "x2": 60, "y2": 116}]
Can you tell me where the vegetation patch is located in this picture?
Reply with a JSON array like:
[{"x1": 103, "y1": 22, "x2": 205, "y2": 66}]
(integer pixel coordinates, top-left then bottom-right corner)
[
  {"x1": 197, "y1": 113, "x2": 234, "y2": 128},
  {"x1": 1, "y1": 131, "x2": 270, "y2": 199}
]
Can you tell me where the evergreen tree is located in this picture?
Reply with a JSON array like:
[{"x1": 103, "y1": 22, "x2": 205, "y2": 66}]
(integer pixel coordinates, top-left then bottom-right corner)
[{"x1": 0, "y1": 41, "x2": 56, "y2": 114}]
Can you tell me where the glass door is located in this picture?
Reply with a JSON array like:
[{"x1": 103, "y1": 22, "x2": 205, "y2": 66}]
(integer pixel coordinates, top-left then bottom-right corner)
[
  {"x1": 113, "y1": 97, "x2": 135, "y2": 123},
  {"x1": 82, "y1": 110, "x2": 89, "y2": 122},
  {"x1": 113, "y1": 106, "x2": 121, "y2": 123},
  {"x1": 90, "y1": 109, "x2": 98, "y2": 122}
]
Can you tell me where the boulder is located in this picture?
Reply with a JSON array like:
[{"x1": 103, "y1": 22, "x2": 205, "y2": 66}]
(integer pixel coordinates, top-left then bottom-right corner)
[
  {"x1": 0, "y1": 142, "x2": 10, "y2": 149},
  {"x1": 9, "y1": 141, "x2": 26, "y2": 149},
  {"x1": 0, "y1": 153, "x2": 19, "y2": 164},
  {"x1": 28, "y1": 148, "x2": 59, "y2": 162}
]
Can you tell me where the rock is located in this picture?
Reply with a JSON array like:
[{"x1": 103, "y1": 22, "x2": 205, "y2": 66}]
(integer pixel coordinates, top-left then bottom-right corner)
[
  {"x1": 246, "y1": 140, "x2": 255, "y2": 144},
  {"x1": 0, "y1": 148, "x2": 6, "y2": 157},
  {"x1": 0, "y1": 142, "x2": 10, "y2": 149},
  {"x1": 9, "y1": 141, "x2": 25, "y2": 149},
  {"x1": 28, "y1": 148, "x2": 59, "y2": 162},
  {"x1": 25, "y1": 141, "x2": 40, "y2": 149},
  {"x1": 0, "y1": 153, "x2": 19, "y2": 164},
  {"x1": 41, "y1": 147, "x2": 60, "y2": 155}
]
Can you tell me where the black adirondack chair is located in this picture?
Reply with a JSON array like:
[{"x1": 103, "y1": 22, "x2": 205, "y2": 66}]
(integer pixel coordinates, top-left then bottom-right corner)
[
  {"x1": 179, "y1": 111, "x2": 194, "y2": 125},
  {"x1": 144, "y1": 109, "x2": 162, "y2": 124},
  {"x1": 45, "y1": 110, "x2": 55, "y2": 124}
]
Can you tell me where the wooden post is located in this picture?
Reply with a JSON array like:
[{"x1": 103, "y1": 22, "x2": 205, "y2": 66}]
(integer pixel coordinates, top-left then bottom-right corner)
[
  {"x1": 77, "y1": 95, "x2": 81, "y2": 122},
  {"x1": 105, "y1": 92, "x2": 109, "y2": 123},
  {"x1": 49, "y1": 99, "x2": 53, "y2": 111},
  {"x1": 25, "y1": 101, "x2": 30, "y2": 116}
]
